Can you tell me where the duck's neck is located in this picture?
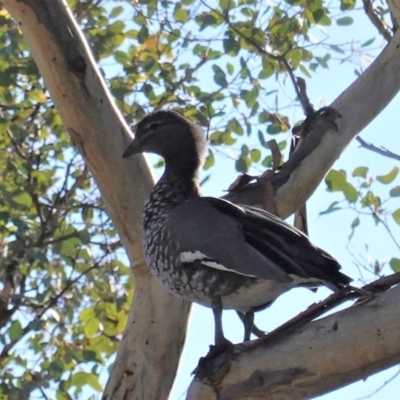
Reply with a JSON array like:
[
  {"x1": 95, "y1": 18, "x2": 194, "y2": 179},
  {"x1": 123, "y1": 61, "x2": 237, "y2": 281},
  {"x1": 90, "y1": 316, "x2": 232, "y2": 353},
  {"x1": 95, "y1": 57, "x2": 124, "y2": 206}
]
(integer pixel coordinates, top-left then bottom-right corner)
[
  {"x1": 158, "y1": 165, "x2": 201, "y2": 201},
  {"x1": 144, "y1": 167, "x2": 201, "y2": 228}
]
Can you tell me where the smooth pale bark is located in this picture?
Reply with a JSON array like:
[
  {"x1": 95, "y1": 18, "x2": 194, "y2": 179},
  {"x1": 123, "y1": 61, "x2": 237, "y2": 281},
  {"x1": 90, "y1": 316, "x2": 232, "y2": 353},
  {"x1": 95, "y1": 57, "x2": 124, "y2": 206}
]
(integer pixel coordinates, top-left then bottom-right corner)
[
  {"x1": 187, "y1": 285, "x2": 400, "y2": 400},
  {"x1": 1, "y1": 1, "x2": 190, "y2": 399},
  {"x1": 2, "y1": 1, "x2": 400, "y2": 400}
]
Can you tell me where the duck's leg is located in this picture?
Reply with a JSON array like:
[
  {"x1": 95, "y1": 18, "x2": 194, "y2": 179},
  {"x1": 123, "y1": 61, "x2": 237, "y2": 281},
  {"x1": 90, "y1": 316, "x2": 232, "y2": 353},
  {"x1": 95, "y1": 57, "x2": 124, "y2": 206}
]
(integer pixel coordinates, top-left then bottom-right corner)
[
  {"x1": 211, "y1": 297, "x2": 226, "y2": 346},
  {"x1": 237, "y1": 311, "x2": 265, "y2": 340},
  {"x1": 242, "y1": 311, "x2": 254, "y2": 341}
]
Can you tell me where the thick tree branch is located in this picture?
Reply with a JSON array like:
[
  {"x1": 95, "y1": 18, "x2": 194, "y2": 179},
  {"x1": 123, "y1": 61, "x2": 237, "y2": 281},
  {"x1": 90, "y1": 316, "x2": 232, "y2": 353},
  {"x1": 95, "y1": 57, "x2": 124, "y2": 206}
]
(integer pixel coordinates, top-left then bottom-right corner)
[
  {"x1": 225, "y1": 29, "x2": 400, "y2": 218},
  {"x1": 187, "y1": 284, "x2": 400, "y2": 400},
  {"x1": 1, "y1": 1, "x2": 190, "y2": 399}
]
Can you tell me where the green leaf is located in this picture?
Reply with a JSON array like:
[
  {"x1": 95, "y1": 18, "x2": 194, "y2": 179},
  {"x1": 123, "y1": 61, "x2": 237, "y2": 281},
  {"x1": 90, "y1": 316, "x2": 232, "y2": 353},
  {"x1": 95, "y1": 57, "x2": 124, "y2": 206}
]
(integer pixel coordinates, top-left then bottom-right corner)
[
  {"x1": 203, "y1": 150, "x2": 215, "y2": 170},
  {"x1": 377, "y1": 166, "x2": 399, "y2": 184},
  {"x1": 257, "y1": 130, "x2": 268, "y2": 147},
  {"x1": 393, "y1": 209, "x2": 400, "y2": 225},
  {"x1": 56, "y1": 389, "x2": 69, "y2": 400},
  {"x1": 299, "y1": 64, "x2": 311, "y2": 78},
  {"x1": 219, "y1": 0, "x2": 233, "y2": 9},
  {"x1": 87, "y1": 373, "x2": 103, "y2": 392},
  {"x1": 173, "y1": 8, "x2": 189, "y2": 23},
  {"x1": 329, "y1": 44, "x2": 345, "y2": 54},
  {"x1": 336, "y1": 16, "x2": 353, "y2": 26},
  {"x1": 235, "y1": 156, "x2": 251, "y2": 172},
  {"x1": 262, "y1": 155, "x2": 273, "y2": 167},
  {"x1": 325, "y1": 169, "x2": 358, "y2": 202},
  {"x1": 57, "y1": 236, "x2": 81, "y2": 257},
  {"x1": 196, "y1": 13, "x2": 218, "y2": 30},
  {"x1": 390, "y1": 186, "x2": 400, "y2": 197},
  {"x1": 84, "y1": 317, "x2": 100, "y2": 338},
  {"x1": 352, "y1": 166, "x2": 368, "y2": 178},
  {"x1": 26, "y1": 320, "x2": 42, "y2": 332},
  {"x1": 313, "y1": 9, "x2": 324, "y2": 22},
  {"x1": 80, "y1": 307, "x2": 95, "y2": 323},
  {"x1": 72, "y1": 371, "x2": 102, "y2": 391},
  {"x1": 28, "y1": 90, "x2": 47, "y2": 103},
  {"x1": 325, "y1": 169, "x2": 347, "y2": 191},
  {"x1": 250, "y1": 149, "x2": 261, "y2": 162},
  {"x1": 340, "y1": 0, "x2": 356, "y2": 11},
  {"x1": 349, "y1": 216, "x2": 360, "y2": 239},
  {"x1": 267, "y1": 123, "x2": 283, "y2": 134},
  {"x1": 108, "y1": 20, "x2": 125, "y2": 34},
  {"x1": 343, "y1": 183, "x2": 358, "y2": 202},
  {"x1": 0, "y1": 119, "x2": 10, "y2": 133},
  {"x1": 223, "y1": 35, "x2": 240, "y2": 56},
  {"x1": 319, "y1": 201, "x2": 341, "y2": 215},
  {"x1": 318, "y1": 14, "x2": 332, "y2": 26},
  {"x1": 212, "y1": 65, "x2": 228, "y2": 87},
  {"x1": 289, "y1": 49, "x2": 302, "y2": 68},
  {"x1": 361, "y1": 191, "x2": 381, "y2": 209},
  {"x1": 12, "y1": 192, "x2": 32, "y2": 208},
  {"x1": 105, "y1": 303, "x2": 118, "y2": 320},
  {"x1": 109, "y1": 6, "x2": 124, "y2": 18},
  {"x1": 226, "y1": 62, "x2": 234, "y2": 75},
  {"x1": 9, "y1": 320, "x2": 23, "y2": 341},
  {"x1": 221, "y1": 132, "x2": 236, "y2": 145},
  {"x1": 389, "y1": 257, "x2": 400, "y2": 272},
  {"x1": 361, "y1": 38, "x2": 375, "y2": 47}
]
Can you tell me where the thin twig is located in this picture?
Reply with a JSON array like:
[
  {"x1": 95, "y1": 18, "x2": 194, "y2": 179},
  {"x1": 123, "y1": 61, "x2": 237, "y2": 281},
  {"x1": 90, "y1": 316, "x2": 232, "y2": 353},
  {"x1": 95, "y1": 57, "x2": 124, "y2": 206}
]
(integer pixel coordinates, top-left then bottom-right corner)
[
  {"x1": 362, "y1": 0, "x2": 392, "y2": 41},
  {"x1": 356, "y1": 366, "x2": 400, "y2": 400},
  {"x1": 278, "y1": 58, "x2": 313, "y2": 116},
  {"x1": 356, "y1": 136, "x2": 400, "y2": 162}
]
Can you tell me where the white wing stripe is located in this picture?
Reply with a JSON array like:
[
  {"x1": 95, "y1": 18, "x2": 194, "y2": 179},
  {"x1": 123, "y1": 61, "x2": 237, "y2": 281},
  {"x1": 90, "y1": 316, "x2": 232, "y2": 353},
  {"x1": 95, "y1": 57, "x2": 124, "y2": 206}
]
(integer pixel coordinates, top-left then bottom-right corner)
[
  {"x1": 201, "y1": 260, "x2": 257, "y2": 278},
  {"x1": 180, "y1": 251, "x2": 257, "y2": 278},
  {"x1": 180, "y1": 250, "x2": 208, "y2": 263}
]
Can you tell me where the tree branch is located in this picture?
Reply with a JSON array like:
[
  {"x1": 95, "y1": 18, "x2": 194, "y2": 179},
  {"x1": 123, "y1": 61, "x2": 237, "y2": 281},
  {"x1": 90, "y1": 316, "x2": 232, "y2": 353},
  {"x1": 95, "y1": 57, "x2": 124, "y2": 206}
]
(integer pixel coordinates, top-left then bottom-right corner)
[
  {"x1": 187, "y1": 283, "x2": 400, "y2": 400},
  {"x1": 356, "y1": 136, "x2": 400, "y2": 162}
]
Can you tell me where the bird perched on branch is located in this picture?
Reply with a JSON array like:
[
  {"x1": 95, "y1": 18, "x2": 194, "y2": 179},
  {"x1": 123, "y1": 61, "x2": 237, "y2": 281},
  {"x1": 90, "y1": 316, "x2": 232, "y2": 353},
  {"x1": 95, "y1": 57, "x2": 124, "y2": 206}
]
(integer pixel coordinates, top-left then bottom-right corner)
[{"x1": 123, "y1": 110, "x2": 351, "y2": 346}]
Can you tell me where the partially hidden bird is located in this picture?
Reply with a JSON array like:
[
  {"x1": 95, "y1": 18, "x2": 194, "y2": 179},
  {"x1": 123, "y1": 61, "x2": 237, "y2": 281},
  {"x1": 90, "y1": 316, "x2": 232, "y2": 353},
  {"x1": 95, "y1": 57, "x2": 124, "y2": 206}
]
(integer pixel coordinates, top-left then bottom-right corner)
[{"x1": 123, "y1": 110, "x2": 351, "y2": 346}]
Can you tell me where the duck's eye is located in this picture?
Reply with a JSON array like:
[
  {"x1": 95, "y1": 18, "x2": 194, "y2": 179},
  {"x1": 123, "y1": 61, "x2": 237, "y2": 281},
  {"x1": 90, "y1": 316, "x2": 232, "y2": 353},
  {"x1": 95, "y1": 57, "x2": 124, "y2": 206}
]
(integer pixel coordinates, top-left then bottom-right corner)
[{"x1": 148, "y1": 122, "x2": 161, "y2": 130}]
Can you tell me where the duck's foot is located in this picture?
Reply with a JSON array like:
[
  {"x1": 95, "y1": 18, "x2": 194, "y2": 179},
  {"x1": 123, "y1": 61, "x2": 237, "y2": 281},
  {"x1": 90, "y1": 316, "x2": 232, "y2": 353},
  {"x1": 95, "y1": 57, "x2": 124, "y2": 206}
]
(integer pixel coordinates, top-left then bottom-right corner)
[{"x1": 193, "y1": 339, "x2": 235, "y2": 385}]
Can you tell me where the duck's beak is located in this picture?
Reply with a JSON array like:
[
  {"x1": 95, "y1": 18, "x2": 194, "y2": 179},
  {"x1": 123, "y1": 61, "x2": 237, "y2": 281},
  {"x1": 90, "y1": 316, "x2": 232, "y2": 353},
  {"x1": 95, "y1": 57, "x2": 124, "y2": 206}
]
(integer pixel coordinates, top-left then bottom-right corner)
[{"x1": 122, "y1": 137, "x2": 142, "y2": 158}]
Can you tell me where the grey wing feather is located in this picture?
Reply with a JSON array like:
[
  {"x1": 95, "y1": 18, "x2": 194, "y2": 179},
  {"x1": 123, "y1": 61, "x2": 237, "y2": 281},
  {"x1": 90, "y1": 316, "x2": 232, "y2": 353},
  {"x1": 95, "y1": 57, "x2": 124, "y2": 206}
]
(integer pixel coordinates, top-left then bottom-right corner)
[
  {"x1": 203, "y1": 197, "x2": 351, "y2": 287},
  {"x1": 167, "y1": 198, "x2": 292, "y2": 283}
]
